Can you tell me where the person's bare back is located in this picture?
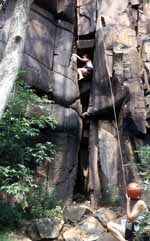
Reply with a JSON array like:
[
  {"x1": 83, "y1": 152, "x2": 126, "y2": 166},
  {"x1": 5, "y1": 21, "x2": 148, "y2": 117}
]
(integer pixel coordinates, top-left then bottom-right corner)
[{"x1": 107, "y1": 182, "x2": 147, "y2": 241}]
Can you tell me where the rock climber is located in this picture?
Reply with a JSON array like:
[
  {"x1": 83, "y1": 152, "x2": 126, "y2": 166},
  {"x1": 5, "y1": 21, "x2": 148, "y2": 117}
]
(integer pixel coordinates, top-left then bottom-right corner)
[
  {"x1": 72, "y1": 53, "x2": 93, "y2": 80},
  {"x1": 107, "y1": 183, "x2": 147, "y2": 241}
]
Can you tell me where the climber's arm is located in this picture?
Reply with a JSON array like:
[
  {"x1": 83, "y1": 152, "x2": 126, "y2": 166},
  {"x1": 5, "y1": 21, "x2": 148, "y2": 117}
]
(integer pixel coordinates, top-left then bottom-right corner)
[
  {"x1": 126, "y1": 195, "x2": 146, "y2": 222},
  {"x1": 72, "y1": 53, "x2": 87, "y2": 62}
]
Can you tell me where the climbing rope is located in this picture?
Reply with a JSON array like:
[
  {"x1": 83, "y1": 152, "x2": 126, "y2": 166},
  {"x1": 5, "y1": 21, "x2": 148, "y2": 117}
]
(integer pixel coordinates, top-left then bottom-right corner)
[
  {"x1": 76, "y1": 0, "x2": 127, "y2": 191},
  {"x1": 107, "y1": 76, "x2": 127, "y2": 188}
]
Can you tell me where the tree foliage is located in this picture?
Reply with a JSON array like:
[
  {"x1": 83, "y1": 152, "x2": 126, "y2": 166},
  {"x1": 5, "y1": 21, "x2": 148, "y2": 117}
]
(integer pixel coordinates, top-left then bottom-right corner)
[
  {"x1": 134, "y1": 146, "x2": 150, "y2": 240},
  {"x1": 136, "y1": 145, "x2": 150, "y2": 190},
  {"x1": 0, "y1": 78, "x2": 56, "y2": 205}
]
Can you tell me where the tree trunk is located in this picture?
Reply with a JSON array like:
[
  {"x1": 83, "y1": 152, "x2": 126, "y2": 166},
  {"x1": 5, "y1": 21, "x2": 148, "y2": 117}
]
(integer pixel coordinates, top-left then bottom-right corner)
[{"x1": 0, "y1": 0, "x2": 33, "y2": 119}]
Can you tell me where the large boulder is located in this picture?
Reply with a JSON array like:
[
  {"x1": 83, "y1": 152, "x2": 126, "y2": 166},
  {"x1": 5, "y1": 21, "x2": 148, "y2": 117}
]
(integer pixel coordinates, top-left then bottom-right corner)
[
  {"x1": 64, "y1": 205, "x2": 93, "y2": 224},
  {"x1": 95, "y1": 208, "x2": 117, "y2": 227},
  {"x1": 78, "y1": 216, "x2": 104, "y2": 234},
  {"x1": 27, "y1": 218, "x2": 64, "y2": 240},
  {"x1": 63, "y1": 216, "x2": 105, "y2": 241},
  {"x1": 97, "y1": 233, "x2": 117, "y2": 241}
]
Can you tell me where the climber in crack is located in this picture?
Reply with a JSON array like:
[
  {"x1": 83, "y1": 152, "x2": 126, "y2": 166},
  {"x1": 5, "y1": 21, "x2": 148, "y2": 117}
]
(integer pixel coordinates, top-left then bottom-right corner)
[
  {"x1": 72, "y1": 53, "x2": 93, "y2": 80},
  {"x1": 107, "y1": 184, "x2": 147, "y2": 241}
]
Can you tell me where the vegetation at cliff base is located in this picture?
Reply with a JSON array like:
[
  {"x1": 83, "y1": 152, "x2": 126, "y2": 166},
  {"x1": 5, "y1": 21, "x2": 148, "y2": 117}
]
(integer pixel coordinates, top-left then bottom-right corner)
[
  {"x1": 0, "y1": 78, "x2": 63, "y2": 230},
  {"x1": 0, "y1": 235, "x2": 17, "y2": 241},
  {"x1": 134, "y1": 146, "x2": 150, "y2": 241}
]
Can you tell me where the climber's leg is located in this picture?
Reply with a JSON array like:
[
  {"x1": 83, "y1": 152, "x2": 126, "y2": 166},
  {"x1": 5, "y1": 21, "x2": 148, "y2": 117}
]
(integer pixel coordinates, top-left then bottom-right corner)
[
  {"x1": 78, "y1": 68, "x2": 88, "y2": 80},
  {"x1": 107, "y1": 221, "x2": 127, "y2": 241},
  {"x1": 77, "y1": 68, "x2": 83, "y2": 80}
]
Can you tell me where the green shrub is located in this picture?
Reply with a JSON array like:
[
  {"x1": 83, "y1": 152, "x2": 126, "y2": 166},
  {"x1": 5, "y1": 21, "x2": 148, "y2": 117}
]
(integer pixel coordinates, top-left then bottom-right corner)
[
  {"x1": 0, "y1": 202, "x2": 22, "y2": 230},
  {"x1": 134, "y1": 146, "x2": 150, "y2": 240},
  {"x1": 0, "y1": 235, "x2": 17, "y2": 241},
  {"x1": 0, "y1": 78, "x2": 56, "y2": 207},
  {"x1": 46, "y1": 205, "x2": 64, "y2": 220},
  {"x1": 26, "y1": 186, "x2": 64, "y2": 220}
]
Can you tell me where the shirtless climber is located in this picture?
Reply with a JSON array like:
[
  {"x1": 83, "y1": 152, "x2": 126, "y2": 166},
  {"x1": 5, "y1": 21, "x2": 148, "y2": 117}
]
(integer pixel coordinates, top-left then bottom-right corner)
[
  {"x1": 72, "y1": 53, "x2": 93, "y2": 80},
  {"x1": 107, "y1": 182, "x2": 147, "y2": 241}
]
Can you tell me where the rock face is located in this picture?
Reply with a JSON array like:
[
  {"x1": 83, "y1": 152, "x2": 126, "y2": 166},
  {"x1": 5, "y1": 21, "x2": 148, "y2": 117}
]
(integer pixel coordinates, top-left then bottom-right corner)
[
  {"x1": 26, "y1": 102, "x2": 82, "y2": 202},
  {"x1": 23, "y1": 4, "x2": 78, "y2": 107},
  {"x1": 0, "y1": 0, "x2": 150, "y2": 205},
  {"x1": 77, "y1": 0, "x2": 97, "y2": 36},
  {"x1": 80, "y1": 0, "x2": 150, "y2": 205},
  {"x1": 0, "y1": 1, "x2": 80, "y2": 203},
  {"x1": 98, "y1": 122, "x2": 119, "y2": 203}
]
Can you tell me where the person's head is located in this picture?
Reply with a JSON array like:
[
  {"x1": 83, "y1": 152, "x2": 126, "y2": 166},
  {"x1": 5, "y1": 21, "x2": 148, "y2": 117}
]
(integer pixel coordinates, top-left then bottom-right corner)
[
  {"x1": 127, "y1": 182, "x2": 142, "y2": 200},
  {"x1": 82, "y1": 54, "x2": 89, "y2": 59}
]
